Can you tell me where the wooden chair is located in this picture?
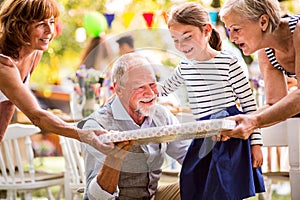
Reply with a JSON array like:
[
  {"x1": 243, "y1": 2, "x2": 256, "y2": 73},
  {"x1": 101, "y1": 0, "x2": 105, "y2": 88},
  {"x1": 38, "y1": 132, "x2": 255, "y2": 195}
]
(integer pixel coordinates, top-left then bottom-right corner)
[
  {"x1": 59, "y1": 136, "x2": 86, "y2": 200},
  {"x1": 0, "y1": 123, "x2": 64, "y2": 200},
  {"x1": 261, "y1": 118, "x2": 300, "y2": 200}
]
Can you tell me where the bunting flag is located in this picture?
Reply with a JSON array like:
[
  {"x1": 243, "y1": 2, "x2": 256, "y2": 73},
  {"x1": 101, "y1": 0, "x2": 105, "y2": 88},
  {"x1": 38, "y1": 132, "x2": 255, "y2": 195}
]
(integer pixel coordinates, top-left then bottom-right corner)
[
  {"x1": 104, "y1": 13, "x2": 115, "y2": 29},
  {"x1": 122, "y1": 12, "x2": 135, "y2": 28},
  {"x1": 142, "y1": 12, "x2": 154, "y2": 28},
  {"x1": 77, "y1": 11, "x2": 171, "y2": 31},
  {"x1": 209, "y1": 11, "x2": 218, "y2": 26},
  {"x1": 161, "y1": 11, "x2": 168, "y2": 24}
]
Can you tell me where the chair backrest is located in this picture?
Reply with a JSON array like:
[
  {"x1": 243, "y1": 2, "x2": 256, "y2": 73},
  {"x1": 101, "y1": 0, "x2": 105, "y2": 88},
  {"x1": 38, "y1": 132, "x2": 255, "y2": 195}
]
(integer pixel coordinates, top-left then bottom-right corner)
[
  {"x1": 0, "y1": 123, "x2": 41, "y2": 185},
  {"x1": 261, "y1": 120, "x2": 288, "y2": 147},
  {"x1": 59, "y1": 135, "x2": 86, "y2": 200},
  {"x1": 0, "y1": 123, "x2": 65, "y2": 200}
]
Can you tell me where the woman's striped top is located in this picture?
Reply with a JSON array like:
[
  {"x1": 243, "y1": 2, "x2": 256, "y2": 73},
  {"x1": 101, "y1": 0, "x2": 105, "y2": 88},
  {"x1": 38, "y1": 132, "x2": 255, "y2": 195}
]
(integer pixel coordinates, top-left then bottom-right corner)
[
  {"x1": 265, "y1": 14, "x2": 300, "y2": 79},
  {"x1": 159, "y1": 51, "x2": 262, "y2": 145}
]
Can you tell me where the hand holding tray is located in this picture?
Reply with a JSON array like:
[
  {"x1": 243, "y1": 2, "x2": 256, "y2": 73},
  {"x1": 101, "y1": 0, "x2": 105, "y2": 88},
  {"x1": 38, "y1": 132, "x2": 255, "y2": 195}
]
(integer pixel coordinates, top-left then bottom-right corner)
[{"x1": 99, "y1": 119, "x2": 236, "y2": 145}]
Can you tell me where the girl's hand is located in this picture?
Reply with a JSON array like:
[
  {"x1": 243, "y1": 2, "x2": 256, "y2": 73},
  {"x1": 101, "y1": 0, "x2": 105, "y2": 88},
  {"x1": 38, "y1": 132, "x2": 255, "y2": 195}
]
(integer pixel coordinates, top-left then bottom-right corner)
[
  {"x1": 251, "y1": 145, "x2": 263, "y2": 168},
  {"x1": 212, "y1": 134, "x2": 230, "y2": 142}
]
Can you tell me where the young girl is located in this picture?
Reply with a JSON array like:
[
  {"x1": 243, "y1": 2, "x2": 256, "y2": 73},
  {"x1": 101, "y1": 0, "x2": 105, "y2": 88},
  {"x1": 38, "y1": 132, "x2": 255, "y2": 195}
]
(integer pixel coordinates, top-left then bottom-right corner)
[{"x1": 159, "y1": 2, "x2": 265, "y2": 199}]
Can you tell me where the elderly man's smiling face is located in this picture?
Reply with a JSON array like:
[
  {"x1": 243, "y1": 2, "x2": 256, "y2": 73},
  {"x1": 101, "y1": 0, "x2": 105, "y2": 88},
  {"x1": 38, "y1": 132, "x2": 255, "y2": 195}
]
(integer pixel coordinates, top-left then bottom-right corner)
[{"x1": 117, "y1": 60, "x2": 158, "y2": 123}]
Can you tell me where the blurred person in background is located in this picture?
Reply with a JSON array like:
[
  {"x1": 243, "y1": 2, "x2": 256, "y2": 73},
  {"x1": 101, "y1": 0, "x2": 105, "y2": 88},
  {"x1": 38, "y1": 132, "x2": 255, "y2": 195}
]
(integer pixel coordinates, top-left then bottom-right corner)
[
  {"x1": 80, "y1": 35, "x2": 114, "y2": 70},
  {"x1": 116, "y1": 35, "x2": 135, "y2": 56}
]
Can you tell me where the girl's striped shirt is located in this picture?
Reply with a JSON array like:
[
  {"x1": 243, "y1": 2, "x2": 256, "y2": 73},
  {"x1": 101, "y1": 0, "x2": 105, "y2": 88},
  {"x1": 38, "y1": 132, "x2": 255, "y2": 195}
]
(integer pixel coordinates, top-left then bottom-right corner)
[{"x1": 159, "y1": 51, "x2": 262, "y2": 145}]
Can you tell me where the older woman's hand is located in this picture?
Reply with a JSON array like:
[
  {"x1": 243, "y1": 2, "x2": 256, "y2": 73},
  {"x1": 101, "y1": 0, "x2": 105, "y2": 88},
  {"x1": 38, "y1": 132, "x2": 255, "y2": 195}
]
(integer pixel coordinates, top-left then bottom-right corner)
[
  {"x1": 221, "y1": 114, "x2": 258, "y2": 140},
  {"x1": 78, "y1": 129, "x2": 115, "y2": 154}
]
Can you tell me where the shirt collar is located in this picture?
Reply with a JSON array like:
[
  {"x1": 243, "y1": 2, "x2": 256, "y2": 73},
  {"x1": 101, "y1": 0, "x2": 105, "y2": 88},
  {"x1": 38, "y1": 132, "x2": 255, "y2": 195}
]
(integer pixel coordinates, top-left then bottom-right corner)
[
  {"x1": 111, "y1": 96, "x2": 153, "y2": 126},
  {"x1": 111, "y1": 96, "x2": 131, "y2": 120}
]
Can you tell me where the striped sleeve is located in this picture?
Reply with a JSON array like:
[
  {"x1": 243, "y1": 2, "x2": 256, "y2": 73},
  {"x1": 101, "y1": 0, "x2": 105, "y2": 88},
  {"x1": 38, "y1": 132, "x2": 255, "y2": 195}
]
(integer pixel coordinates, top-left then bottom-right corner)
[
  {"x1": 228, "y1": 57, "x2": 257, "y2": 113},
  {"x1": 158, "y1": 63, "x2": 185, "y2": 96},
  {"x1": 228, "y1": 57, "x2": 263, "y2": 145}
]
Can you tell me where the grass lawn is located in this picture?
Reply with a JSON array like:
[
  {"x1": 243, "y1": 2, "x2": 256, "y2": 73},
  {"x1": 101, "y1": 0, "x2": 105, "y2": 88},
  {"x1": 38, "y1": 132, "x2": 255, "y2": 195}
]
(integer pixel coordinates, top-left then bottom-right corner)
[{"x1": 30, "y1": 156, "x2": 66, "y2": 200}]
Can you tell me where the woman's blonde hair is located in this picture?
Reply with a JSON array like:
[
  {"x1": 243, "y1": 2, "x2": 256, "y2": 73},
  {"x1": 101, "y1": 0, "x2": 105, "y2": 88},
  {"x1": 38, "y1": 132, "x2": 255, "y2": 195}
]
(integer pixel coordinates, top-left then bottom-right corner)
[
  {"x1": 219, "y1": 0, "x2": 281, "y2": 33},
  {"x1": 0, "y1": 0, "x2": 60, "y2": 59},
  {"x1": 168, "y1": 2, "x2": 222, "y2": 51}
]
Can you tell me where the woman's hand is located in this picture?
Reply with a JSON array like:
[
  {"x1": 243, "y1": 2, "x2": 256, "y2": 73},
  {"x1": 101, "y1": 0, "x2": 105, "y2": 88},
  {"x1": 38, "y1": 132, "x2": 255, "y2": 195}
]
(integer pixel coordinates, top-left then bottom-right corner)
[
  {"x1": 78, "y1": 129, "x2": 115, "y2": 154},
  {"x1": 221, "y1": 114, "x2": 258, "y2": 140},
  {"x1": 78, "y1": 129, "x2": 135, "y2": 156}
]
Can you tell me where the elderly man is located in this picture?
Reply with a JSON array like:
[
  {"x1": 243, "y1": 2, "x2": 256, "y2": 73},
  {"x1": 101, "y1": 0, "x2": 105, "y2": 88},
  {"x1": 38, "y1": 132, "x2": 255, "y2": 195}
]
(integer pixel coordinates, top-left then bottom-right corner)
[{"x1": 79, "y1": 52, "x2": 190, "y2": 200}]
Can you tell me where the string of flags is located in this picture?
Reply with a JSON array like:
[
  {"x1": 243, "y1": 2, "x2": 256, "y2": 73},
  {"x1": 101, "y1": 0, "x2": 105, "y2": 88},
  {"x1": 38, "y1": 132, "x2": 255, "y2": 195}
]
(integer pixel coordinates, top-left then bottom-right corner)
[{"x1": 78, "y1": 10, "x2": 218, "y2": 38}]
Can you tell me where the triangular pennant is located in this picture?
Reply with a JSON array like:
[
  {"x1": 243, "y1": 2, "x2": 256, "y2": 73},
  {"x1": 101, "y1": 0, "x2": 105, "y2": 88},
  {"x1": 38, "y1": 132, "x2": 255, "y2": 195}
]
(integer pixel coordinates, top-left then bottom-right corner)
[
  {"x1": 161, "y1": 11, "x2": 168, "y2": 24},
  {"x1": 122, "y1": 12, "x2": 135, "y2": 28},
  {"x1": 104, "y1": 13, "x2": 115, "y2": 29},
  {"x1": 209, "y1": 11, "x2": 218, "y2": 26},
  {"x1": 142, "y1": 12, "x2": 154, "y2": 28}
]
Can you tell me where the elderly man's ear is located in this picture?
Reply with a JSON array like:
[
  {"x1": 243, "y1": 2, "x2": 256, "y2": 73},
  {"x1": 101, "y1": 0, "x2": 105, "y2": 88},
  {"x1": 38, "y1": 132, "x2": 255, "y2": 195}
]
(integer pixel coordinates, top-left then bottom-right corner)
[{"x1": 114, "y1": 83, "x2": 123, "y2": 97}]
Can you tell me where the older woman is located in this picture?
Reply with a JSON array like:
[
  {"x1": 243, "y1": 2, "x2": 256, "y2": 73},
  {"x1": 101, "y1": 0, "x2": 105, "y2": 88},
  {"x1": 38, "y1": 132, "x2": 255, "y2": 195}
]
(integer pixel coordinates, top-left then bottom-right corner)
[
  {"x1": 219, "y1": 0, "x2": 300, "y2": 139},
  {"x1": 0, "y1": 0, "x2": 112, "y2": 154}
]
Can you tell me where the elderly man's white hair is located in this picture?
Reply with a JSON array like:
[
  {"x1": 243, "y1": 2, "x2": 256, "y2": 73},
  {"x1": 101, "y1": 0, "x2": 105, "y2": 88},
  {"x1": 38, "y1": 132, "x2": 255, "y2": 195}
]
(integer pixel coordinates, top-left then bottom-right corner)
[{"x1": 111, "y1": 52, "x2": 154, "y2": 86}]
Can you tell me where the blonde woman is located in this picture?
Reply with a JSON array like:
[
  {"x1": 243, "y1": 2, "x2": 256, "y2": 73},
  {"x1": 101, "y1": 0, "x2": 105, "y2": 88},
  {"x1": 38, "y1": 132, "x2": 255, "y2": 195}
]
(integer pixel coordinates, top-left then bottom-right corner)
[{"x1": 220, "y1": 0, "x2": 300, "y2": 139}]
